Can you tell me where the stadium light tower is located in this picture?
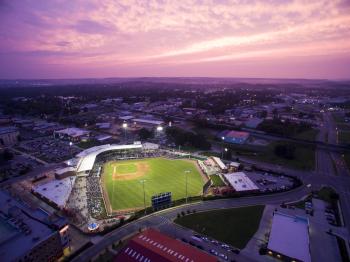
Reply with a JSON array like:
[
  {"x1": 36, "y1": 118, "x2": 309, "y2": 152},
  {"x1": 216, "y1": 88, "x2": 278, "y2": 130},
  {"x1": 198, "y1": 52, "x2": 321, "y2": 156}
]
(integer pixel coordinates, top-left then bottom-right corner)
[
  {"x1": 122, "y1": 122, "x2": 128, "y2": 141},
  {"x1": 140, "y1": 179, "x2": 147, "y2": 214},
  {"x1": 69, "y1": 141, "x2": 73, "y2": 158},
  {"x1": 222, "y1": 147, "x2": 228, "y2": 159},
  {"x1": 184, "y1": 170, "x2": 191, "y2": 204}
]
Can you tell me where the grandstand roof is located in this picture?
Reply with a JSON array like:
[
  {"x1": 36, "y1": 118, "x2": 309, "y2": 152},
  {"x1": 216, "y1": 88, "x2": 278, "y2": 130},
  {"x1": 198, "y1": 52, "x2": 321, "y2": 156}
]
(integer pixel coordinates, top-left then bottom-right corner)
[
  {"x1": 212, "y1": 156, "x2": 227, "y2": 170},
  {"x1": 114, "y1": 228, "x2": 216, "y2": 262},
  {"x1": 76, "y1": 144, "x2": 143, "y2": 172}
]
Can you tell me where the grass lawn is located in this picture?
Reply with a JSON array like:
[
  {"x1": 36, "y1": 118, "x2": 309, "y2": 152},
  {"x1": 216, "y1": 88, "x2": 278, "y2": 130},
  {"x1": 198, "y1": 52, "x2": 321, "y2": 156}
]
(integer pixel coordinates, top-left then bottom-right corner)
[
  {"x1": 339, "y1": 130, "x2": 350, "y2": 145},
  {"x1": 102, "y1": 158, "x2": 204, "y2": 210},
  {"x1": 316, "y1": 187, "x2": 338, "y2": 204},
  {"x1": 294, "y1": 129, "x2": 319, "y2": 141},
  {"x1": 210, "y1": 174, "x2": 225, "y2": 187},
  {"x1": 249, "y1": 141, "x2": 315, "y2": 170},
  {"x1": 174, "y1": 205, "x2": 265, "y2": 249}
]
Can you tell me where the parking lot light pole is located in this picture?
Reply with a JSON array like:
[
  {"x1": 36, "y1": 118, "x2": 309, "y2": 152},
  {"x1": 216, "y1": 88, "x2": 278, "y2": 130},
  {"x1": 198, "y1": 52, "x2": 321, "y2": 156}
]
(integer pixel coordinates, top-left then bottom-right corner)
[
  {"x1": 184, "y1": 170, "x2": 190, "y2": 204},
  {"x1": 140, "y1": 179, "x2": 147, "y2": 214}
]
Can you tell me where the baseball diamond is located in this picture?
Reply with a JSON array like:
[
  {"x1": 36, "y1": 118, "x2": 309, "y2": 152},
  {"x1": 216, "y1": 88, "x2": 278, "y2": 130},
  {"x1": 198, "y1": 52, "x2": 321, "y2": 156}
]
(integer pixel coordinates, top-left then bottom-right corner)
[{"x1": 101, "y1": 157, "x2": 205, "y2": 212}]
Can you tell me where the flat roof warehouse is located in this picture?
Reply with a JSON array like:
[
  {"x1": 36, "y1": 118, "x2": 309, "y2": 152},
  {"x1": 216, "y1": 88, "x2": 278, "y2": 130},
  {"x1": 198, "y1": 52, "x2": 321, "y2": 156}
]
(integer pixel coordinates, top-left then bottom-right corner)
[{"x1": 267, "y1": 212, "x2": 311, "y2": 262}]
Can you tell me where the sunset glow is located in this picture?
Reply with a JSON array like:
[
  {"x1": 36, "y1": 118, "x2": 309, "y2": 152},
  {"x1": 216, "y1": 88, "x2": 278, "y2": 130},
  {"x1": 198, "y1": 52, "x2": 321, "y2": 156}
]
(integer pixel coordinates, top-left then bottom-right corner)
[{"x1": 0, "y1": 0, "x2": 350, "y2": 79}]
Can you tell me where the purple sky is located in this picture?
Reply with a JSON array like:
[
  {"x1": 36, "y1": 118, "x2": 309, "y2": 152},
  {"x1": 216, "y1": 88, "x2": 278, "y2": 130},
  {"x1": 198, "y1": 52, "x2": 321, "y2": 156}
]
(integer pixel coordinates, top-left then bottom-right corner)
[{"x1": 1, "y1": 0, "x2": 350, "y2": 79}]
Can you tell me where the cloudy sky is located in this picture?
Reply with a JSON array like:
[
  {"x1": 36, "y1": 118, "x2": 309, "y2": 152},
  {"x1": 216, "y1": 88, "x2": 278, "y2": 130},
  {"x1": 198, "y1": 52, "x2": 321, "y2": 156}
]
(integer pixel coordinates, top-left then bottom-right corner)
[{"x1": 0, "y1": 0, "x2": 350, "y2": 79}]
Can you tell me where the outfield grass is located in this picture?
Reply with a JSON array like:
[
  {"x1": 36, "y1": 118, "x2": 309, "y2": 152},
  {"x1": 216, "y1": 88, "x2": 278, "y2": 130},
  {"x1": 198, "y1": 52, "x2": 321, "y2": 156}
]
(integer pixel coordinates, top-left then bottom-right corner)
[
  {"x1": 102, "y1": 158, "x2": 205, "y2": 210},
  {"x1": 210, "y1": 174, "x2": 225, "y2": 187},
  {"x1": 174, "y1": 205, "x2": 265, "y2": 249}
]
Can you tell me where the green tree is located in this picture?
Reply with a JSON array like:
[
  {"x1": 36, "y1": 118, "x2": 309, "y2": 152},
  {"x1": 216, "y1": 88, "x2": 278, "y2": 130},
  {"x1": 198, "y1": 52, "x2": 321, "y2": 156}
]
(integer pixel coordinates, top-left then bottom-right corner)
[{"x1": 138, "y1": 128, "x2": 153, "y2": 140}]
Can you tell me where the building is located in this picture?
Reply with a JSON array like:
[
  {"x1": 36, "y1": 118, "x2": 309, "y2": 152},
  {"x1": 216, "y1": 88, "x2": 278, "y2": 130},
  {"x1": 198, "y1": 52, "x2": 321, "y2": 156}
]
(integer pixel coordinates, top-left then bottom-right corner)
[
  {"x1": 0, "y1": 190, "x2": 69, "y2": 262},
  {"x1": 267, "y1": 212, "x2": 311, "y2": 262},
  {"x1": 223, "y1": 172, "x2": 259, "y2": 193},
  {"x1": 54, "y1": 166, "x2": 76, "y2": 179},
  {"x1": 0, "y1": 126, "x2": 19, "y2": 146},
  {"x1": 132, "y1": 118, "x2": 164, "y2": 127},
  {"x1": 219, "y1": 130, "x2": 249, "y2": 144},
  {"x1": 211, "y1": 156, "x2": 227, "y2": 171},
  {"x1": 229, "y1": 161, "x2": 240, "y2": 172},
  {"x1": 32, "y1": 176, "x2": 76, "y2": 209},
  {"x1": 244, "y1": 118, "x2": 263, "y2": 129},
  {"x1": 114, "y1": 228, "x2": 217, "y2": 262},
  {"x1": 54, "y1": 127, "x2": 90, "y2": 142},
  {"x1": 96, "y1": 122, "x2": 111, "y2": 129}
]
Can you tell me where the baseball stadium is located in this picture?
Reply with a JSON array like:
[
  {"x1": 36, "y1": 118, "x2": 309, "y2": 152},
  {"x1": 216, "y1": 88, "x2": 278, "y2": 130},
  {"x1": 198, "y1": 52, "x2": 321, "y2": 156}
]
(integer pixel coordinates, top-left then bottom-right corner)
[{"x1": 75, "y1": 143, "x2": 208, "y2": 217}]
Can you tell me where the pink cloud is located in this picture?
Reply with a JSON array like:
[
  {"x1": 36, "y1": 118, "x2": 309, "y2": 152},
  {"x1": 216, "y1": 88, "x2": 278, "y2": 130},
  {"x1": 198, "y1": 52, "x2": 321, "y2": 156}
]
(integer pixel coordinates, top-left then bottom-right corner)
[{"x1": 0, "y1": 0, "x2": 349, "y2": 78}]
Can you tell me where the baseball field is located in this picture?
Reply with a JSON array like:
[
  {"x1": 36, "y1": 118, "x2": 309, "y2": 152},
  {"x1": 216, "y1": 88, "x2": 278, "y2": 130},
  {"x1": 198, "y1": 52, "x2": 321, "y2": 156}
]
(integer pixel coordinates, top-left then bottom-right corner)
[{"x1": 101, "y1": 157, "x2": 205, "y2": 212}]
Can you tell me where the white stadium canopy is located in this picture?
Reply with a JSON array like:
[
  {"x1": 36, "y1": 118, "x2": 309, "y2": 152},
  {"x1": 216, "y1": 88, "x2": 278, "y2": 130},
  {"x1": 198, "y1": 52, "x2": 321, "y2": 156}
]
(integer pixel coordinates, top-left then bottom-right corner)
[{"x1": 76, "y1": 144, "x2": 143, "y2": 172}]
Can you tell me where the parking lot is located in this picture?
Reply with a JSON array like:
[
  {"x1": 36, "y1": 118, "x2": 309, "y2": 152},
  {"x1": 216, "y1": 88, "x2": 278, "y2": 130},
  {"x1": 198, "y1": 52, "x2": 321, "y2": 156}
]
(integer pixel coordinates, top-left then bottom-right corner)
[
  {"x1": 0, "y1": 153, "x2": 42, "y2": 182},
  {"x1": 247, "y1": 171, "x2": 295, "y2": 193},
  {"x1": 156, "y1": 220, "x2": 254, "y2": 262},
  {"x1": 18, "y1": 136, "x2": 81, "y2": 163}
]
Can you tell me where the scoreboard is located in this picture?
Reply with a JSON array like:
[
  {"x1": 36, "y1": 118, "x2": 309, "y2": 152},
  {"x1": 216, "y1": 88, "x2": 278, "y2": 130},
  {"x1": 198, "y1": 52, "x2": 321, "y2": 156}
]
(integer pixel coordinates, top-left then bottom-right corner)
[{"x1": 151, "y1": 192, "x2": 172, "y2": 210}]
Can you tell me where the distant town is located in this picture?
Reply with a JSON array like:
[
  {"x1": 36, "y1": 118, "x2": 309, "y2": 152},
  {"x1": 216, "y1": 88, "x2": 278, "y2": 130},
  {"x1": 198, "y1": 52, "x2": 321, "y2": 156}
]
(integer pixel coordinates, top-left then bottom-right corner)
[{"x1": 0, "y1": 78, "x2": 349, "y2": 262}]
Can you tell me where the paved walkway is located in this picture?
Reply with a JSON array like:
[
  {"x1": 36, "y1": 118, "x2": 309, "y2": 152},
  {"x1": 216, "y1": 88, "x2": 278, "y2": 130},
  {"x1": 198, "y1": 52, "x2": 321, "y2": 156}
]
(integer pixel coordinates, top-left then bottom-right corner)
[{"x1": 241, "y1": 205, "x2": 276, "y2": 262}]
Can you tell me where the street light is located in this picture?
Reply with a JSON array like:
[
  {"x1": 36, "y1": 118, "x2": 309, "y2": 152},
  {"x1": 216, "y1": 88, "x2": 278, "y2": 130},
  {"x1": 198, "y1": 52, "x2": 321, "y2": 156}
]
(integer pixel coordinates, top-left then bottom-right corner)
[
  {"x1": 157, "y1": 126, "x2": 163, "y2": 132},
  {"x1": 184, "y1": 170, "x2": 190, "y2": 204},
  {"x1": 140, "y1": 179, "x2": 147, "y2": 214}
]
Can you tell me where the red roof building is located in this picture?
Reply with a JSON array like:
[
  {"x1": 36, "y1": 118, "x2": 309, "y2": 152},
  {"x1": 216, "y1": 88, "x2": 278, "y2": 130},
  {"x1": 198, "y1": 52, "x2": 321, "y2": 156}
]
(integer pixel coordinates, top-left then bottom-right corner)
[{"x1": 114, "y1": 228, "x2": 217, "y2": 262}]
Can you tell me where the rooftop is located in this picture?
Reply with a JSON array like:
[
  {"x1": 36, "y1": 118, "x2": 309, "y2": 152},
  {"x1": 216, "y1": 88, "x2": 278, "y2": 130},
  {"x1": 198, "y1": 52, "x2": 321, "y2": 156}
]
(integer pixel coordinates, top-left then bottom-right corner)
[
  {"x1": 268, "y1": 212, "x2": 311, "y2": 262},
  {"x1": 33, "y1": 176, "x2": 76, "y2": 207},
  {"x1": 212, "y1": 156, "x2": 227, "y2": 170},
  {"x1": 0, "y1": 190, "x2": 56, "y2": 261},
  {"x1": 55, "y1": 127, "x2": 90, "y2": 137},
  {"x1": 224, "y1": 130, "x2": 250, "y2": 139},
  {"x1": 224, "y1": 172, "x2": 259, "y2": 192},
  {"x1": 114, "y1": 228, "x2": 216, "y2": 262},
  {"x1": 76, "y1": 144, "x2": 143, "y2": 172},
  {"x1": 132, "y1": 118, "x2": 163, "y2": 125}
]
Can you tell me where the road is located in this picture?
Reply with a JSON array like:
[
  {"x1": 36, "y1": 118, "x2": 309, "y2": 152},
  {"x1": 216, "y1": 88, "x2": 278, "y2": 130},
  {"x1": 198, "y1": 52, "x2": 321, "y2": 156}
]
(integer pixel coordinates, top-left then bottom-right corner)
[
  {"x1": 314, "y1": 112, "x2": 350, "y2": 239},
  {"x1": 72, "y1": 186, "x2": 308, "y2": 262},
  {"x1": 71, "y1": 110, "x2": 350, "y2": 261}
]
